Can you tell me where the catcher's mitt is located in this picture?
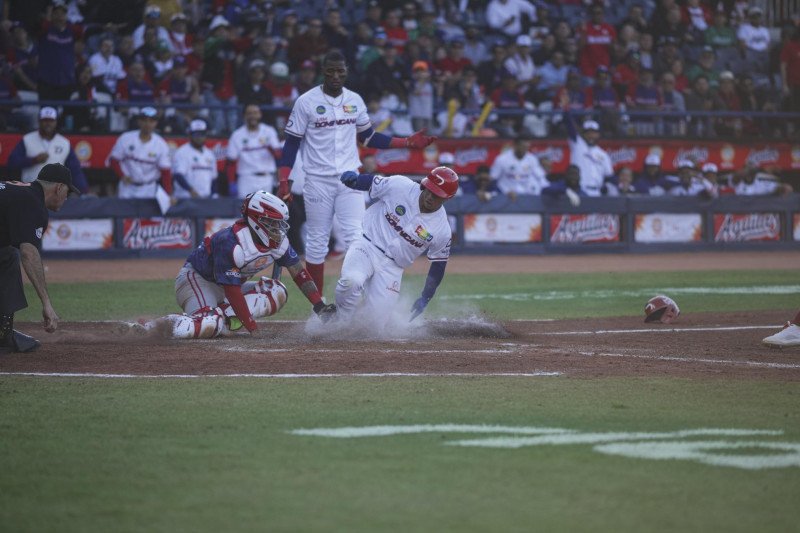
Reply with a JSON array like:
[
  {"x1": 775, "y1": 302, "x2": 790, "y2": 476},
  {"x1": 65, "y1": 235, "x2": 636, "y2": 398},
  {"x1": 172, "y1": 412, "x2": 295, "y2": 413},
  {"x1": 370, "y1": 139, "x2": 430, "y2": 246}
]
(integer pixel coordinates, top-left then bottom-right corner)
[
  {"x1": 644, "y1": 295, "x2": 680, "y2": 324},
  {"x1": 313, "y1": 302, "x2": 337, "y2": 323}
]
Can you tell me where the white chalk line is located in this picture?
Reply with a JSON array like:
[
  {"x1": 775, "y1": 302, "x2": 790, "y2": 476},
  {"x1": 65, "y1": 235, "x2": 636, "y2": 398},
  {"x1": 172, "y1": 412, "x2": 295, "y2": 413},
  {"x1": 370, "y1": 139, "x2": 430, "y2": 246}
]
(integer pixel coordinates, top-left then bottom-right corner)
[
  {"x1": 578, "y1": 351, "x2": 800, "y2": 370},
  {"x1": 0, "y1": 371, "x2": 562, "y2": 379},
  {"x1": 221, "y1": 347, "x2": 512, "y2": 354},
  {"x1": 534, "y1": 325, "x2": 778, "y2": 336}
]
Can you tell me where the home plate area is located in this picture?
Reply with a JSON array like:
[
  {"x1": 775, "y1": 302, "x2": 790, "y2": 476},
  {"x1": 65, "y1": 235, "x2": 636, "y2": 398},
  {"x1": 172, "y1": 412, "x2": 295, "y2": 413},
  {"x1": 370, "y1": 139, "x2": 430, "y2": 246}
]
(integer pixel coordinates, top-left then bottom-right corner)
[{"x1": 1, "y1": 311, "x2": 798, "y2": 380}]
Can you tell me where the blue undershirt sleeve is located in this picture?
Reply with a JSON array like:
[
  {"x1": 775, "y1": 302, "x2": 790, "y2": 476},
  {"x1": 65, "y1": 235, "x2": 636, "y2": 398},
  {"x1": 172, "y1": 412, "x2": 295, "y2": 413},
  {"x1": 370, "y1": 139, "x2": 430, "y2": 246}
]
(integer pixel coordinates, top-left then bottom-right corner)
[
  {"x1": 173, "y1": 172, "x2": 192, "y2": 192},
  {"x1": 421, "y1": 261, "x2": 447, "y2": 300},
  {"x1": 278, "y1": 133, "x2": 302, "y2": 168}
]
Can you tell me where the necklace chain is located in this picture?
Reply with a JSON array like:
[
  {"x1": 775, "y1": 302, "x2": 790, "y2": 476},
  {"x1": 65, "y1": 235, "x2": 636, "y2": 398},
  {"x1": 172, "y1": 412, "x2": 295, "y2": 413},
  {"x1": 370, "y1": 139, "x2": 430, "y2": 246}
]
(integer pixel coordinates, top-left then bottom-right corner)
[{"x1": 323, "y1": 89, "x2": 343, "y2": 106}]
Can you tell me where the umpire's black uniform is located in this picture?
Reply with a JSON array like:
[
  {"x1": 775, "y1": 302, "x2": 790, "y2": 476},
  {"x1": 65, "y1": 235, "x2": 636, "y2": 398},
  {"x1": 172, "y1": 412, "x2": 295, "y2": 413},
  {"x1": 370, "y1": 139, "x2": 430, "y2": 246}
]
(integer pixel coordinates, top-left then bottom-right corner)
[{"x1": 0, "y1": 180, "x2": 50, "y2": 350}]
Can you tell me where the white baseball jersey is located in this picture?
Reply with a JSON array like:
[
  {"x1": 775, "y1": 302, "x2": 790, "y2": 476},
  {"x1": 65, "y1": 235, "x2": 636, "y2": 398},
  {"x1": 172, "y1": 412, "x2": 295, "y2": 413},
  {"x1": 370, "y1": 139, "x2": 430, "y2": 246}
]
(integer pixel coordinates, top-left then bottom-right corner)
[
  {"x1": 490, "y1": 149, "x2": 548, "y2": 195},
  {"x1": 88, "y1": 52, "x2": 126, "y2": 93},
  {"x1": 569, "y1": 135, "x2": 614, "y2": 197},
  {"x1": 20, "y1": 131, "x2": 72, "y2": 183},
  {"x1": 668, "y1": 178, "x2": 710, "y2": 197},
  {"x1": 226, "y1": 123, "x2": 281, "y2": 177},
  {"x1": 362, "y1": 175, "x2": 451, "y2": 269},
  {"x1": 172, "y1": 142, "x2": 217, "y2": 198},
  {"x1": 285, "y1": 86, "x2": 371, "y2": 176},
  {"x1": 109, "y1": 130, "x2": 171, "y2": 197},
  {"x1": 735, "y1": 174, "x2": 779, "y2": 195}
]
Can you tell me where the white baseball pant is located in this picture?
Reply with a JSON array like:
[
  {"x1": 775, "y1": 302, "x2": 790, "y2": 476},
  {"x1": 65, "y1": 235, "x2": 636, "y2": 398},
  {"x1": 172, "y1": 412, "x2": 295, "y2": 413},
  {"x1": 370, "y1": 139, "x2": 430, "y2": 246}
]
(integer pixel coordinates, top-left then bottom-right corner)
[
  {"x1": 303, "y1": 174, "x2": 365, "y2": 264},
  {"x1": 237, "y1": 173, "x2": 275, "y2": 199},
  {"x1": 174, "y1": 264, "x2": 285, "y2": 317},
  {"x1": 118, "y1": 181, "x2": 159, "y2": 199},
  {"x1": 335, "y1": 235, "x2": 404, "y2": 328}
]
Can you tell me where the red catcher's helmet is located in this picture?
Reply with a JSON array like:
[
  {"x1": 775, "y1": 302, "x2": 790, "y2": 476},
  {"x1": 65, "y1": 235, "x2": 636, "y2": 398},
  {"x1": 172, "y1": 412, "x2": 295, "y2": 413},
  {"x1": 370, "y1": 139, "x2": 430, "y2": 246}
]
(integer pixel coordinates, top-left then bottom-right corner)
[
  {"x1": 241, "y1": 190, "x2": 290, "y2": 248},
  {"x1": 421, "y1": 166, "x2": 459, "y2": 199}
]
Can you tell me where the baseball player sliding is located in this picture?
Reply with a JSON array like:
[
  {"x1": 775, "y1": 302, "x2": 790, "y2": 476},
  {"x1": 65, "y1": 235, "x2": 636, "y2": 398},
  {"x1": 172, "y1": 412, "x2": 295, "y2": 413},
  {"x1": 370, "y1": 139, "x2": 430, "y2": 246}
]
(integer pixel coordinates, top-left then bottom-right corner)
[
  {"x1": 135, "y1": 191, "x2": 336, "y2": 339},
  {"x1": 276, "y1": 50, "x2": 436, "y2": 295},
  {"x1": 333, "y1": 166, "x2": 459, "y2": 329}
]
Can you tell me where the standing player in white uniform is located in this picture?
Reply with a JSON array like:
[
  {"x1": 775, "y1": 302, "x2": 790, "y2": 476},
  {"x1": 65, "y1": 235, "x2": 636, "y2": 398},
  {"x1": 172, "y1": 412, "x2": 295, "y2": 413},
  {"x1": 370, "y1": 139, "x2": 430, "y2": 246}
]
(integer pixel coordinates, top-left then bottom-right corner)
[
  {"x1": 489, "y1": 137, "x2": 549, "y2": 199},
  {"x1": 226, "y1": 104, "x2": 282, "y2": 198},
  {"x1": 108, "y1": 107, "x2": 172, "y2": 199},
  {"x1": 334, "y1": 166, "x2": 458, "y2": 329},
  {"x1": 172, "y1": 119, "x2": 218, "y2": 199},
  {"x1": 561, "y1": 93, "x2": 613, "y2": 197},
  {"x1": 276, "y1": 50, "x2": 436, "y2": 294}
]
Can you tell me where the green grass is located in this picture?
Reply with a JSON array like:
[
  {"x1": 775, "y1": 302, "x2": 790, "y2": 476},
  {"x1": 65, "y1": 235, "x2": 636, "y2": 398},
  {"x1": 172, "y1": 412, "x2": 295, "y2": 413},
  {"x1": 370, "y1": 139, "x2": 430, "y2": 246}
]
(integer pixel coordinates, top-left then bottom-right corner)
[
  {"x1": 15, "y1": 269, "x2": 799, "y2": 322},
  {"x1": 1, "y1": 377, "x2": 798, "y2": 532}
]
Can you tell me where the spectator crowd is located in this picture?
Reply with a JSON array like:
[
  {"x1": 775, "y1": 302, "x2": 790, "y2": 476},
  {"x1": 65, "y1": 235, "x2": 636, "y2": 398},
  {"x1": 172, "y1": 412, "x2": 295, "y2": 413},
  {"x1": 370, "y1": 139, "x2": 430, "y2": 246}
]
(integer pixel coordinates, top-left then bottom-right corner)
[
  {"x1": 0, "y1": 0, "x2": 798, "y2": 140},
  {"x1": 0, "y1": 0, "x2": 796, "y2": 200}
]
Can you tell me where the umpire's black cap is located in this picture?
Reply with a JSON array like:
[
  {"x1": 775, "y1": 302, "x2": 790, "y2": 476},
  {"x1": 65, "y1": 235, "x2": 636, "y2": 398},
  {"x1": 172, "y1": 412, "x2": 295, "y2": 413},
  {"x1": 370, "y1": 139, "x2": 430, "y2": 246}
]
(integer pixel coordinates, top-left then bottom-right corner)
[{"x1": 38, "y1": 163, "x2": 81, "y2": 195}]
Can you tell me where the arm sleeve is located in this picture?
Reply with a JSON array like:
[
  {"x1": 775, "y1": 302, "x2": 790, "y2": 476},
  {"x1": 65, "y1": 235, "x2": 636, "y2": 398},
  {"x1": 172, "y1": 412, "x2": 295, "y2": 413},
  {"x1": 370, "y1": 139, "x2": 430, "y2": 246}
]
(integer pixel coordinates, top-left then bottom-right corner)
[
  {"x1": 223, "y1": 284, "x2": 257, "y2": 332},
  {"x1": 345, "y1": 173, "x2": 375, "y2": 191},
  {"x1": 278, "y1": 133, "x2": 302, "y2": 168},
  {"x1": 109, "y1": 158, "x2": 124, "y2": 178},
  {"x1": 65, "y1": 149, "x2": 89, "y2": 193},
  {"x1": 6, "y1": 141, "x2": 34, "y2": 170},
  {"x1": 226, "y1": 134, "x2": 239, "y2": 160},
  {"x1": 276, "y1": 243, "x2": 301, "y2": 268},
  {"x1": 160, "y1": 168, "x2": 173, "y2": 194},
  {"x1": 284, "y1": 97, "x2": 308, "y2": 138},
  {"x1": 362, "y1": 129, "x2": 393, "y2": 148},
  {"x1": 420, "y1": 260, "x2": 447, "y2": 300}
]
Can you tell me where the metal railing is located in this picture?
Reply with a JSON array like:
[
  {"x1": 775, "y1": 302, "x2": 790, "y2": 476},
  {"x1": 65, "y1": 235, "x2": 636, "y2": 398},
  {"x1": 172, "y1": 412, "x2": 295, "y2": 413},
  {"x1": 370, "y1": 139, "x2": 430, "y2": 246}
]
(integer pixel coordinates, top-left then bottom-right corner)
[{"x1": 4, "y1": 99, "x2": 800, "y2": 140}]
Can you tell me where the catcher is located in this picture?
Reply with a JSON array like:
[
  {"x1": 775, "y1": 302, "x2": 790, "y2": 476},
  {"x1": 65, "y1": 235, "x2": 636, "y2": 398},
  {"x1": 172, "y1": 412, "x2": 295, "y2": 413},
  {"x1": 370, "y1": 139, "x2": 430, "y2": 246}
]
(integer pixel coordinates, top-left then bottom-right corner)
[{"x1": 137, "y1": 190, "x2": 336, "y2": 339}]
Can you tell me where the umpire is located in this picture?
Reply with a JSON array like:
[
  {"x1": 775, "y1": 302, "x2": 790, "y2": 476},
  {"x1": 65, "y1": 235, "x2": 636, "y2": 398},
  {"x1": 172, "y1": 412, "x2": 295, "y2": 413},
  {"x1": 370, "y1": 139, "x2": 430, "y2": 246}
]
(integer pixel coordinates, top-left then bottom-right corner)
[{"x1": 0, "y1": 163, "x2": 79, "y2": 353}]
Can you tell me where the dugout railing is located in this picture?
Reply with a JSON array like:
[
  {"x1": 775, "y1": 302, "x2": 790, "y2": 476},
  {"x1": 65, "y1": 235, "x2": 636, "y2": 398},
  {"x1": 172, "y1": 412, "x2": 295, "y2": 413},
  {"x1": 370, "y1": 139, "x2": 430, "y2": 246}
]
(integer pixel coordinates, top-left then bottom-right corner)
[{"x1": 41, "y1": 194, "x2": 800, "y2": 258}]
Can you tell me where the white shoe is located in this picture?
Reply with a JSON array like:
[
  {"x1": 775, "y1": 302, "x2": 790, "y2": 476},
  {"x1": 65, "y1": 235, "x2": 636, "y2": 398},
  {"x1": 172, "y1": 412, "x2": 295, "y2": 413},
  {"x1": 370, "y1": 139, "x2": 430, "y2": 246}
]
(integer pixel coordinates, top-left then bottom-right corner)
[{"x1": 762, "y1": 323, "x2": 800, "y2": 347}]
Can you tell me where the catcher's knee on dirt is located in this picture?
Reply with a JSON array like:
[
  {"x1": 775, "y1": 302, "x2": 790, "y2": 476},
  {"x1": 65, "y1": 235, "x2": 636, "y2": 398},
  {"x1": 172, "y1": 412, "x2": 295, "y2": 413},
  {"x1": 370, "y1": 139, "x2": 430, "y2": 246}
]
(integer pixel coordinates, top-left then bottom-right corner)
[{"x1": 166, "y1": 311, "x2": 227, "y2": 339}]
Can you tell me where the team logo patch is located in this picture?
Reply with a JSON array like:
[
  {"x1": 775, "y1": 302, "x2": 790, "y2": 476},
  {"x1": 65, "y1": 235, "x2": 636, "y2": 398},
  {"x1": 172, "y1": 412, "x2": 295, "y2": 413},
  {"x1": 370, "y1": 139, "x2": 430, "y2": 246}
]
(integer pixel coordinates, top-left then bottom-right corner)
[
  {"x1": 415, "y1": 225, "x2": 433, "y2": 242},
  {"x1": 35, "y1": 227, "x2": 43, "y2": 239},
  {"x1": 395, "y1": 205, "x2": 406, "y2": 216},
  {"x1": 225, "y1": 268, "x2": 241, "y2": 278},
  {"x1": 316, "y1": 105, "x2": 326, "y2": 114},
  {"x1": 343, "y1": 105, "x2": 357, "y2": 114}
]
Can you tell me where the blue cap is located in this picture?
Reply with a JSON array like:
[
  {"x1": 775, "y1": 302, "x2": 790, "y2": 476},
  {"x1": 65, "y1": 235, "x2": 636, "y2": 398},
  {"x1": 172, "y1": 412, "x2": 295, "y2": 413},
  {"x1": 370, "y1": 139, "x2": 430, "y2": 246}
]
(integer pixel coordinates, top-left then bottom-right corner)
[{"x1": 140, "y1": 106, "x2": 158, "y2": 118}]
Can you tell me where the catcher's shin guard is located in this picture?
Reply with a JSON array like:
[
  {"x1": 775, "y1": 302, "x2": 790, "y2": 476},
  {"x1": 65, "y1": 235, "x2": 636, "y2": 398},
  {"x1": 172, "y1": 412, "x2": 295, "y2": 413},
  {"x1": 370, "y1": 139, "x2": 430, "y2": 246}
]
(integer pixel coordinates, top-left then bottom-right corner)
[
  {"x1": 216, "y1": 278, "x2": 289, "y2": 323},
  {"x1": 166, "y1": 312, "x2": 227, "y2": 339}
]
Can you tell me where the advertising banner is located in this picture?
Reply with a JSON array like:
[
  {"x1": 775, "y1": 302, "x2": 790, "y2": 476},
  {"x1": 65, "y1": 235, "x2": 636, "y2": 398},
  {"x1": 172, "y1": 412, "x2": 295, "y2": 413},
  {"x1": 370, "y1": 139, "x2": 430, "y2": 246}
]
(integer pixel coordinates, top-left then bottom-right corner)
[
  {"x1": 1, "y1": 134, "x2": 796, "y2": 174},
  {"x1": 634, "y1": 213, "x2": 703, "y2": 243},
  {"x1": 463, "y1": 214, "x2": 542, "y2": 243},
  {"x1": 713, "y1": 213, "x2": 781, "y2": 242},
  {"x1": 549, "y1": 214, "x2": 620, "y2": 243},
  {"x1": 42, "y1": 219, "x2": 113, "y2": 251},
  {"x1": 122, "y1": 218, "x2": 194, "y2": 249}
]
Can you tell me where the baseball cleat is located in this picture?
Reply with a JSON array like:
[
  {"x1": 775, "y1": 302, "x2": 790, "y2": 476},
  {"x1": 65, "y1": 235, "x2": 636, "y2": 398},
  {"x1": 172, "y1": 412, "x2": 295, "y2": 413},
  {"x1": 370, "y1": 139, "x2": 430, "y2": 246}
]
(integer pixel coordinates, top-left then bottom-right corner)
[{"x1": 762, "y1": 323, "x2": 800, "y2": 348}]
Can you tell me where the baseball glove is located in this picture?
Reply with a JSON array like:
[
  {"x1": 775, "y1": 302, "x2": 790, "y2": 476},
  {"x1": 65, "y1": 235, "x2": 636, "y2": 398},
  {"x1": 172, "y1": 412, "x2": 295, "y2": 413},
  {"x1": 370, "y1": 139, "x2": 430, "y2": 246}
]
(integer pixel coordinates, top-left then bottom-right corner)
[
  {"x1": 313, "y1": 302, "x2": 337, "y2": 323},
  {"x1": 644, "y1": 295, "x2": 680, "y2": 324}
]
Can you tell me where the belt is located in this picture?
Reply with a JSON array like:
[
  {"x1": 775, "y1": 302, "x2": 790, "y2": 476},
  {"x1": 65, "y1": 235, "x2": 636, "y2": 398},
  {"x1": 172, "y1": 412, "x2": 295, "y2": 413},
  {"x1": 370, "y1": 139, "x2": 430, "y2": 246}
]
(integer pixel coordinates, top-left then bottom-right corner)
[
  {"x1": 128, "y1": 180, "x2": 158, "y2": 187},
  {"x1": 363, "y1": 234, "x2": 395, "y2": 261}
]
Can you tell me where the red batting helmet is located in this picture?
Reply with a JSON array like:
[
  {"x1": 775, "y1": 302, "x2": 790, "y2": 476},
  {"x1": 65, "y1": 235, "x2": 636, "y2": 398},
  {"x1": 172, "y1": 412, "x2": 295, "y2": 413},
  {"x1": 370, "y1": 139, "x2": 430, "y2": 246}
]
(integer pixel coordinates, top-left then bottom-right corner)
[
  {"x1": 421, "y1": 166, "x2": 459, "y2": 199},
  {"x1": 644, "y1": 295, "x2": 680, "y2": 324}
]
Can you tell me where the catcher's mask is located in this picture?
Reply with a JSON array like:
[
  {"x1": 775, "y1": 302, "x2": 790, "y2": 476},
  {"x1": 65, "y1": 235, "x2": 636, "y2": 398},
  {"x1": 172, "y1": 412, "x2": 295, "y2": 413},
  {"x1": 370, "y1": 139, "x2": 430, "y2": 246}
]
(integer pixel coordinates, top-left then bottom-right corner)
[
  {"x1": 644, "y1": 295, "x2": 680, "y2": 324},
  {"x1": 242, "y1": 190, "x2": 290, "y2": 248},
  {"x1": 421, "y1": 166, "x2": 459, "y2": 199}
]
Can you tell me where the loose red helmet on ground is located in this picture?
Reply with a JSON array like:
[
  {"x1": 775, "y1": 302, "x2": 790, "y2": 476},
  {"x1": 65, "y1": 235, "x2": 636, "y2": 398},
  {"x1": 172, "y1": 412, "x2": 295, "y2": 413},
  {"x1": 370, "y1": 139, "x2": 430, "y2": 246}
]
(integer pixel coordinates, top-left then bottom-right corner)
[
  {"x1": 421, "y1": 166, "x2": 459, "y2": 199},
  {"x1": 644, "y1": 295, "x2": 680, "y2": 324}
]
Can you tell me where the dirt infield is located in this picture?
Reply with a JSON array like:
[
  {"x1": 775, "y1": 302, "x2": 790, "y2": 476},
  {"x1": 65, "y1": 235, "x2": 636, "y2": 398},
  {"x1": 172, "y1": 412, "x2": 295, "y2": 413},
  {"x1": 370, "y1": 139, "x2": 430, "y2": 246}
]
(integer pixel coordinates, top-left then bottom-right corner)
[
  {"x1": 2, "y1": 311, "x2": 798, "y2": 381},
  {"x1": 4, "y1": 251, "x2": 796, "y2": 381}
]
